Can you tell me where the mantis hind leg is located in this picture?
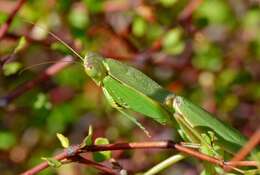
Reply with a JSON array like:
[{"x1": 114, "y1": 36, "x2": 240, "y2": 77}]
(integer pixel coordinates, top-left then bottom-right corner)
[
  {"x1": 174, "y1": 113, "x2": 224, "y2": 174},
  {"x1": 174, "y1": 113, "x2": 221, "y2": 157}
]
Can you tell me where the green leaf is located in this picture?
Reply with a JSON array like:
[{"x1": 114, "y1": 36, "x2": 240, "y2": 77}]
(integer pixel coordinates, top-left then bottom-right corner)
[
  {"x1": 93, "y1": 137, "x2": 112, "y2": 162},
  {"x1": 13, "y1": 36, "x2": 27, "y2": 54},
  {"x1": 243, "y1": 8, "x2": 260, "y2": 29},
  {"x1": 160, "y1": 0, "x2": 177, "y2": 7},
  {"x1": 162, "y1": 28, "x2": 185, "y2": 55},
  {"x1": 200, "y1": 162, "x2": 217, "y2": 175},
  {"x1": 47, "y1": 103, "x2": 76, "y2": 134},
  {"x1": 250, "y1": 38, "x2": 260, "y2": 58},
  {"x1": 192, "y1": 42, "x2": 222, "y2": 71},
  {"x1": 3, "y1": 62, "x2": 22, "y2": 76},
  {"x1": 56, "y1": 133, "x2": 70, "y2": 148},
  {"x1": 194, "y1": 0, "x2": 232, "y2": 25},
  {"x1": 57, "y1": 0, "x2": 71, "y2": 12},
  {"x1": 83, "y1": 0, "x2": 104, "y2": 13},
  {"x1": 34, "y1": 93, "x2": 52, "y2": 110},
  {"x1": 41, "y1": 157, "x2": 62, "y2": 168},
  {"x1": 80, "y1": 125, "x2": 93, "y2": 148},
  {"x1": 0, "y1": 132, "x2": 16, "y2": 150},
  {"x1": 132, "y1": 16, "x2": 147, "y2": 37},
  {"x1": 146, "y1": 23, "x2": 164, "y2": 41},
  {"x1": 68, "y1": 6, "x2": 89, "y2": 29},
  {"x1": 217, "y1": 69, "x2": 237, "y2": 88},
  {"x1": 0, "y1": 12, "x2": 8, "y2": 24}
]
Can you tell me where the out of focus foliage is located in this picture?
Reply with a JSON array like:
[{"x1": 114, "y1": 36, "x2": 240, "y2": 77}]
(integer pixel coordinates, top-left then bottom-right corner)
[{"x1": 0, "y1": 0, "x2": 259, "y2": 174}]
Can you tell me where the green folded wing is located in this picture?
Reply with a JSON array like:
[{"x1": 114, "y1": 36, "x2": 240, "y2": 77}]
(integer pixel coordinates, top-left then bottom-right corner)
[
  {"x1": 103, "y1": 76, "x2": 171, "y2": 124},
  {"x1": 175, "y1": 96, "x2": 260, "y2": 153},
  {"x1": 104, "y1": 59, "x2": 172, "y2": 104}
]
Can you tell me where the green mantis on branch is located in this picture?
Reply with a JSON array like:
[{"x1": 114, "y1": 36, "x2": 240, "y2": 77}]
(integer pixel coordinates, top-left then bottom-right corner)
[
  {"x1": 82, "y1": 52, "x2": 257, "y2": 152},
  {"x1": 33, "y1": 25, "x2": 260, "y2": 174},
  {"x1": 82, "y1": 52, "x2": 259, "y2": 174}
]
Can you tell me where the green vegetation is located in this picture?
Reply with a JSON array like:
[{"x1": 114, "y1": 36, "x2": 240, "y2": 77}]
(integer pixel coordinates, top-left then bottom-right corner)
[{"x1": 0, "y1": 0, "x2": 259, "y2": 174}]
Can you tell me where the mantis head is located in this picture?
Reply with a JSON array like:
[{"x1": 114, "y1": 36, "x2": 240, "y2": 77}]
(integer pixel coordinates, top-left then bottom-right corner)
[
  {"x1": 84, "y1": 52, "x2": 107, "y2": 86},
  {"x1": 24, "y1": 23, "x2": 108, "y2": 86}
]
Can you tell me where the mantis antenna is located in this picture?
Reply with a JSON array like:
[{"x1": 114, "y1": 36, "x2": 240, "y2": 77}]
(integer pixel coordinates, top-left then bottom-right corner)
[
  {"x1": 24, "y1": 19, "x2": 85, "y2": 62},
  {"x1": 19, "y1": 59, "x2": 81, "y2": 75}
]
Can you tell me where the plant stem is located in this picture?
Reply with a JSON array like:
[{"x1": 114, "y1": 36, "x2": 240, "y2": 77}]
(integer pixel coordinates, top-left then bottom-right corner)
[{"x1": 143, "y1": 154, "x2": 186, "y2": 175}]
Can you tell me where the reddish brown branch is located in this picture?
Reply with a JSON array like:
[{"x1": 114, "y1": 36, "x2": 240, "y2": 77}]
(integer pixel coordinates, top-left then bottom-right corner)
[
  {"x1": 177, "y1": 0, "x2": 203, "y2": 35},
  {"x1": 0, "y1": 56, "x2": 73, "y2": 107},
  {"x1": 178, "y1": 0, "x2": 203, "y2": 21},
  {"x1": 82, "y1": 141, "x2": 174, "y2": 152},
  {"x1": 72, "y1": 155, "x2": 118, "y2": 175},
  {"x1": 230, "y1": 129, "x2": 260, "y2": 162},
  {"x1": 226, "y1": 160, "x2": 258, "y2": 167},
  {"x1": 21, "y1": 140, "x2": 258, "y2": 175},
  {"x1": 174, "y1": 144, "x2": 224, "y2": 167},
  {"x1": 21, "y1": 149, "x2": 70, "y2": 175},
  {"x1": 0, "y1": 0, "x2": 27, "y2": 40}
]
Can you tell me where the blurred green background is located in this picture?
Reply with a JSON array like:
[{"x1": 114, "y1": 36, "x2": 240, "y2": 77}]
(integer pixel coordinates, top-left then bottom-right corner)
[{"x1": 0, "y1": 0, "x2": 259, "y2": 174}]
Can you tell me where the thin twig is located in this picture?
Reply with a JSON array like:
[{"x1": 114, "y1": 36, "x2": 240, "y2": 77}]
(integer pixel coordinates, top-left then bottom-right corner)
[
  {"x1": 178, "y1": 0, "x2": 203, "y2": 21},
  {"x1": 21, "y1": 149, "x2": 72, "y2": 175},
  {"x1": 178, "y1": 0, "x2": 203, "y2": 35},
  {"x1": 81, "y1": 141, "x2": 174, "y2": 152},
  {"x1": 21, "y1": 140, "x2": 259, "y2": 175},
  {"x1": 144, "y1": 154, "x2": 186, "y2": 175},
  {"x1": 71, "y1": 155, "x2": 118, "y2": 175},
  {"x1": 0, "y1": 0, "x2": 27, "y2": 40},
  {"x1": 226, "y1": 161, "x2": 258, "y2": 167},
  {"x1": 224, "y1": 129, "x2": 260, "y2": 171},
  {"x1": 174, "y1": 144, "x2": 224, "y2": 166},
  {"x1": 230, "y1": 129, "x2": 260, "y2": 162}
]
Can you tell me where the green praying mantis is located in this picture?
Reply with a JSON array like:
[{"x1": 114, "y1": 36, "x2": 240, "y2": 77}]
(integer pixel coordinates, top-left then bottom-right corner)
[
  {"x1": 82, "y1": 52, "x2": 256, "y2": 151},
  {"x1": 82, "y1": 53, "x2": 259, "y2": 174},
  {"x1": 26, "y1": 25, "x2": 260, "y2": 174}
]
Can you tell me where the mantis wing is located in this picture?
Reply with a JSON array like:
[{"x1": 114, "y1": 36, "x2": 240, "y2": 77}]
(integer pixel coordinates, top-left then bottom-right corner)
[
  {"x1": 174, "y1": 96, "x2": 260, "y2": 154},
  {"x1": 104, "y1": 59, "x2": 172, "y2": 104},
  {"x1": 103, "y1": 76, "x2": 171, "y2": 124}
]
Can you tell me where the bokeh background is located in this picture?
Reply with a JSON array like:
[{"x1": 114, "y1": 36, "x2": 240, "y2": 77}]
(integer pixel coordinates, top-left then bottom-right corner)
[{"x1": 0, "y1": 0, "x2": 259, "y2": 174}]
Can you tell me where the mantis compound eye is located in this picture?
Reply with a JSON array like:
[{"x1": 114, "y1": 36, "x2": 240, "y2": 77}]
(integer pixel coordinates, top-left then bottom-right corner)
[
  {"x1": 84, "y1": 63, "x2": 98, "y2": 77},
  {"x1": 84, "y1": 62, "x2": 100, "y2": 78}
]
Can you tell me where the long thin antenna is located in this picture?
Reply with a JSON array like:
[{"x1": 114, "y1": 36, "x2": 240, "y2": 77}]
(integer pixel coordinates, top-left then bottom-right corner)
[
  {"x1": 24, "y1": 19, "x2": 85, "y2": 62},
  {"x1": 47, "y1": 30, "x2": 85, "y2": 62},
  {"x1": 19, "y1": 60, "x2": 80, "y2": 75}
]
